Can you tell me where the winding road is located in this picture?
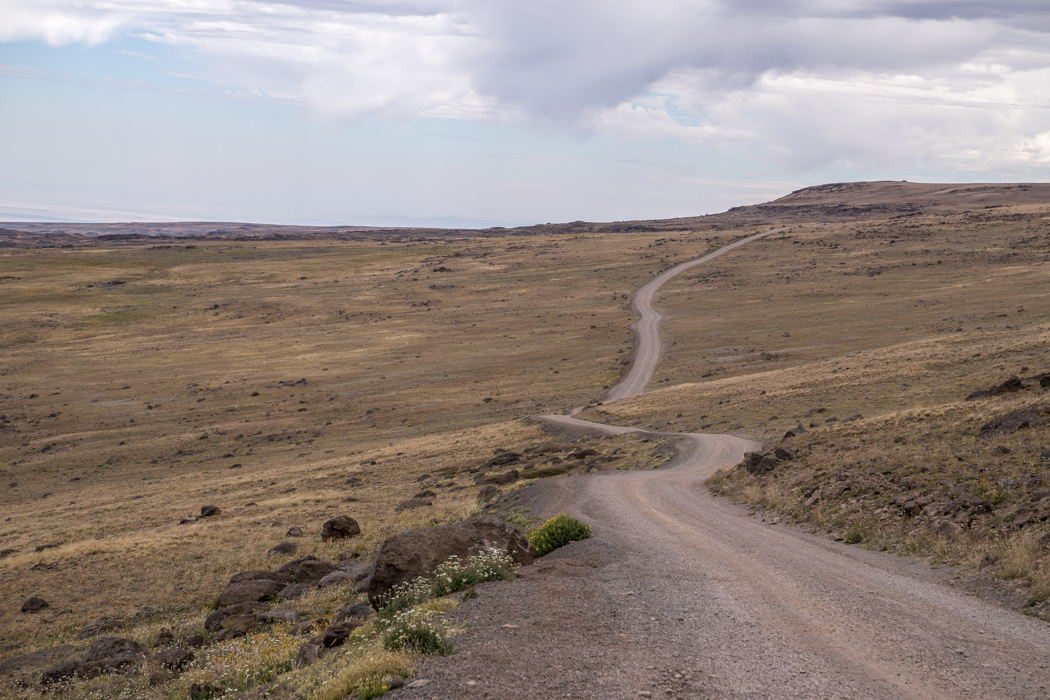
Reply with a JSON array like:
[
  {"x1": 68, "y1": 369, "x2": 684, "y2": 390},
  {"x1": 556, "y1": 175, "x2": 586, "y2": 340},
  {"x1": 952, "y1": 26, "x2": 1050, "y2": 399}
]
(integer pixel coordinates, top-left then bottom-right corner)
[{"x1": 401, "y1": 229, "x2": 1050, "y2": 699}]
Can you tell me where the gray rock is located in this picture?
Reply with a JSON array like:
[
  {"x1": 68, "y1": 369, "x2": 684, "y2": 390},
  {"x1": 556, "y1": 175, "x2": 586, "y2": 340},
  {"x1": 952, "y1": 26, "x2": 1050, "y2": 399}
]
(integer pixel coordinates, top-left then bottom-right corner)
[
  {"x1": 477, "y1": 485, "x2": 500, "y2": 502},
  {"x1": 217, "y1": 615, "x2": 256, "y2": 639},
  {"x1": 367, "y1": 513, "x2": 534, "y2": 606},
  {"x1": 78, "y1": 616, "x2": 124, "y2": 639},
  {"x1": 286, "y1": 526, "x2": 303, "y2": 537},
  {"x1": 321, "y1": 620, "x2": 361, "y2": 648},
  {"x1": 215, "y1": 578, "x2": 284, "y2": 608}
]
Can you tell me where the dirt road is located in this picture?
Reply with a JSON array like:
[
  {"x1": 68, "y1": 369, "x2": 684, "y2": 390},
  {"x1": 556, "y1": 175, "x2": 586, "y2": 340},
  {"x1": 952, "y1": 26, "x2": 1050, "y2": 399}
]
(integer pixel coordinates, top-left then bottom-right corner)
[{"x1": 397, "y1": 230, "x2": 1050, "y2": 699}]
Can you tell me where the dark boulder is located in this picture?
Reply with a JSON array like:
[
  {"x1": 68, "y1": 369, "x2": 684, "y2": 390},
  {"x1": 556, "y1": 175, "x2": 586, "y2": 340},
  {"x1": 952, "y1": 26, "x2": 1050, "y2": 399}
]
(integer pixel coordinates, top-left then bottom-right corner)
[
  {"x1": 21, "y1": 596, "x2": 49, "y2": 613},
  {"x1": 477, "y1": 485, "x2": 500, "y2": 502},
  {"x1": 199, "y1": 505, "x2": 220, "y2": 518},
  {"x1": 980, "y1": 405, "x2": 1048, "y2": 438},
  {"x1": 267, "y1": 541, "x2": 297, "y2": 557},
  {"x1": 741, "y1": 452, "x2": 780, "y2": 475},
  {"x1": 76, "y1": 637, "x2": 145, "y2": 678},
  {"x1": 366, "y1": 514, "x2": 534, "y2": 606},
  {"x1": 967, "y1": 375, "x2": 1027, "y2": 401},
  {"x1": 286, "y1": 526, "x2": 303, "y2": 537},
  {"x1": 274, "y1": 556, "x2": 319, "y2": 576},
  {"x1": 215, "y1": 578, "x2": 284, "y2": 608},
  {"x1": 40, "y1": 660, "x2": 80, "y2": 685},
  {"x1": 295, "y1": 559, "x2": 339, "y2": 585},
  {"x1": 321, "y1": 516, "x2": 361, "y2": 541},
  {"x1": 278, "y1": 583, "x2": 312, "y2": 602},
  {"x1": 321, "y1": 620, "x2": 362, "y2": 648}
]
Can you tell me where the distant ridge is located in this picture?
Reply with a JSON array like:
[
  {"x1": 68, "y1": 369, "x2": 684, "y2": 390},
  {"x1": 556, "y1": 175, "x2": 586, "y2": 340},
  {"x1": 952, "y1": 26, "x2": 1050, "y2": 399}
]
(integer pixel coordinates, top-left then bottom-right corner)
[{"x1": 3, "y1": 181, "x2": 1049, "y2": 247}]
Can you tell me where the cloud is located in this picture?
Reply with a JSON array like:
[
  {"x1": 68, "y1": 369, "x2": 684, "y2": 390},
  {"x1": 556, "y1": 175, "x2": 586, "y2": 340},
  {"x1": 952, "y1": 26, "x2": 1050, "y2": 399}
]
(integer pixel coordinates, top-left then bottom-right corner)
[{"x1": 3, "y1": 0, "x2": 1050, "y2": 175}]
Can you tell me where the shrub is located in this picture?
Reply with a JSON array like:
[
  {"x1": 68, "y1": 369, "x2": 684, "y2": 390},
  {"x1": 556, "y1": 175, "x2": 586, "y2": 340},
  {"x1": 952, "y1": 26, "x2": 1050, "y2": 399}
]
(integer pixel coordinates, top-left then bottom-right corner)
[
  {"x1": 431, "y1": 548, "x2": 517, "y2": 597},
  {"x1": 528, "y1": 514, "x2": 591, "y2": 557},
  {"x1": 380, "y1": 608, "x2": 452, "y2": 655},
  {"x1": 375, "y1": 577, "x2": 431, "y2": 621}
]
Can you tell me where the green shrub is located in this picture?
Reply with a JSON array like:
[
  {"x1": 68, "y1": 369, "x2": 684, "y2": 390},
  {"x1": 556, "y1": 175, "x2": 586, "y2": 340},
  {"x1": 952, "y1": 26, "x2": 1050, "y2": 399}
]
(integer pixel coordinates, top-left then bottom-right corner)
[
  {"x1": 528, "y1": 514, "x2": 591, "y2": 556},
  {"x1": 380, "y1": 608, "x2": 452, "y2": 655}
]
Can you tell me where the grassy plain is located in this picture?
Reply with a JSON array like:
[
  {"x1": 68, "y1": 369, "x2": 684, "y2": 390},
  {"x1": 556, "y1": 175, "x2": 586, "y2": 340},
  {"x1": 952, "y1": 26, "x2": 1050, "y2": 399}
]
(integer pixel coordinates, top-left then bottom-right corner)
[
  {"x1": 4, "y1": 182, "x2": 1050, "y2": 695},
  {"x1": 0, "y1": 230, "x2": 720, "y2": 695}
]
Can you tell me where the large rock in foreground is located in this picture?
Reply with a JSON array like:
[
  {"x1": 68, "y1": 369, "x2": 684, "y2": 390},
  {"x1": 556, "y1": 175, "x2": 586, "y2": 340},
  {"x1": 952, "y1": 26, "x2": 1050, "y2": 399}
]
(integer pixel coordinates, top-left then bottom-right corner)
[{"x1": 366, "y1": 514, "x2": 534, "y2": 607}]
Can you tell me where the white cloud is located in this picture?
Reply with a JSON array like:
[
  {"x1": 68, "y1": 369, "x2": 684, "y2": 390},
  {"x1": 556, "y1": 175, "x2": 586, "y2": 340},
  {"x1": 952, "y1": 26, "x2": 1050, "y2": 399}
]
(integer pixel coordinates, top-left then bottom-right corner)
[{"x1": 3, "y1": 0, "x2": 1050, "y2": 176}]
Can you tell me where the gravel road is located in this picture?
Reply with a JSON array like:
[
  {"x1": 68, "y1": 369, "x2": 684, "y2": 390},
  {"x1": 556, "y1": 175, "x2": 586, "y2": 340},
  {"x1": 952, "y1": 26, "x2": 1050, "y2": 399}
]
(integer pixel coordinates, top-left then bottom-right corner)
[{"x1": 394, "y1": 230, "x2": 1050, "y2": 699}]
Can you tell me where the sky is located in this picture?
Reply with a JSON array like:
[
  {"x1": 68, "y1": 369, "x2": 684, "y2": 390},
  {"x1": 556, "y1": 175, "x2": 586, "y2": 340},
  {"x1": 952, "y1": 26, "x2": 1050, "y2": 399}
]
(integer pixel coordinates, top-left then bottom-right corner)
[{"x1": 1, "y1": 1, "x2": 1049, "y2": 227}]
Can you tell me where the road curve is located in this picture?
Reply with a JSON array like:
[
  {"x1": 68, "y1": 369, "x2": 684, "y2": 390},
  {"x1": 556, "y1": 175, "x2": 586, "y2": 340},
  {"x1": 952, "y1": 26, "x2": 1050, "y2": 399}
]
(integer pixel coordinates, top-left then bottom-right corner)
[
  {"x1": 528, "y1": 229, "x2": 1050, "y2": 698},
  {"x1": 400, "y1": 227, "x2": 1050, "y2": 699},
  {"x1": 604, "y1": 227, "x2": 786, "y2": 401}
]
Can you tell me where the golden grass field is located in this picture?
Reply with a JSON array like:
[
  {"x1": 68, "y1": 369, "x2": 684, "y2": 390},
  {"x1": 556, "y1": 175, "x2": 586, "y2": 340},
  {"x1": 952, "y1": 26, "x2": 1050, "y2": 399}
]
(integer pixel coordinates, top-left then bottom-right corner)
[{"x1": 3, "y1": 181, "x2": 1050, "y2": 696}]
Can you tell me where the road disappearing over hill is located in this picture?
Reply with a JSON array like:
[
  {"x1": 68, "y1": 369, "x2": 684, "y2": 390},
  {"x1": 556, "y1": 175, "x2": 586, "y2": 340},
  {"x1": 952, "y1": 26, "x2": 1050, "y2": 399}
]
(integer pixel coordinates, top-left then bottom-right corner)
[{"x1": 401, "y1": 229, "x2": 1050, "y2": 699}]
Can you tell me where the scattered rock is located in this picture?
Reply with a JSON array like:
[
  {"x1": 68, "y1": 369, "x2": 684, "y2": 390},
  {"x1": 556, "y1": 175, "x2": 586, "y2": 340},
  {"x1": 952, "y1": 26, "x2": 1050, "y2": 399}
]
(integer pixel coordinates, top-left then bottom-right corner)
[
  {"x1": 980, "y1": 405, "x2": 1048, "y2": 438},
  {"x1": 296, "y1": 638, "x2": 325, "y2": 667},
  {"x1": 274, "y1": 556, "x2": 320, "y2": 576},
  {"x1": 0, "y1": 548, "x2": 16, "y2": 558},
  {"x1": 0, "y1": 645, "x2": 71, "y2": 673},
  {"x1": 295, "y1": 559, "x2": 339, "y2": 585},
  {"x1": 216, "y1": 615, "x2": 257, "y2": 640},
  {"x1": 78, "y1": 616, "x2": 124, "y2": 638},
  {"x1": 76, "y1": 637, "x2": 145, "y2": 678},
  {"x1": 414, "y1": 489, "x2": 437, "y2": 499},
  {"x1": 741, "y1": 452, "x2": 780, "y2": 475},
  {"x1": 21, "y1": 596, "x2": 49, "y2": 613},
  {"x1": 199, "y1": 505, "x2": 220, "y2": 518},
  {"x1": 367, "y1": 513, "x2": 534, "y2": 606},
  {"x1": 933, "y1": 520, "x2": 960, "y2": 539},
  {"x1": 267, "y1": 541, "x2": 297, "y2": 557},
  {"x1": 205, "y1": 602, "x2": 269, "y2": 631},
  {"x1": 286, "y1": 526, "x2": 303, "y2": 537},
  {"x1": 772, "y1": 446, "x2": 796, "y2": 461},
  {"x1": 156, "y1": 628, "x2": 174, "y2": 647},
  {"x1": 384, "y1": 674, "x2": 405, "y2": 690},
  {"x1": 966, "y1": 375, "x2": 1026, "y2": 401},
  {"x1": 215, "y1": 578, "x2": 285, "y2": 608},
  {"x1": 477, "y1": 485, "x2": 500, "y2": 502},
  {"x1": 40, "y1": 660, "x2": 80, "y2": 685},
  {"x1": 395, "y1": 497, "x2": 433, "y2": 512},
  {"x1": 317, "y1": 570, "x2": 354, "y2": 588},
  {"x1": 182, "y1": 634, "x2": 207, "y2": 648},
  {"x1": 333, "y1": 602, "x2": 375, "y2": 625},
  {"x1": 278, "y1": 583, "x2": 312, "y2": 602},
  {"x1": 229, "y1": 570, "x2": 293, "y2": 585},
  {"x1": 321, "y1": 620, "x2": 361, "y2": 648},
  {"x1": 492, "y1": 469, "x2": 520, "y2": 485},
  {"x1": 321, "y1": 515, "x2": 361, "y2": 541},
  {"x1": 256, "y1": 609, "x2": 299, "y2": 624},
  {"x1": 151, "y1": 647, "x2": 195, "y2": 671}
]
